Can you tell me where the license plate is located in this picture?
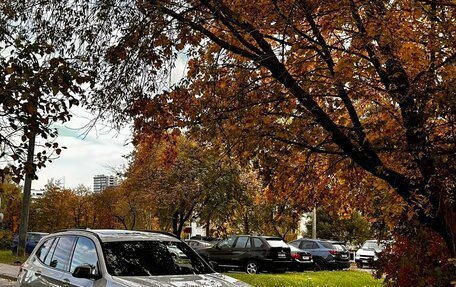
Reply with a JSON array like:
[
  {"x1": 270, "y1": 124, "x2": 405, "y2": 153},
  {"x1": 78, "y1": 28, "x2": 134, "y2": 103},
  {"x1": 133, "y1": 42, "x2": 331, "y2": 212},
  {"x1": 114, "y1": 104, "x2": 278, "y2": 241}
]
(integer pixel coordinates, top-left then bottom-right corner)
[
  {"x1": 342, "y1": 255, "x2": 348, "y2": 258},
  {"x1": 301, "y1": 256, "x2": 310, "y2": 260},
  {"x1": 363, "y1": 260, "x2": 369, "y2": 263},
  {"x1": 278, "y1": 252, "x2": 286, "y2": 258}
]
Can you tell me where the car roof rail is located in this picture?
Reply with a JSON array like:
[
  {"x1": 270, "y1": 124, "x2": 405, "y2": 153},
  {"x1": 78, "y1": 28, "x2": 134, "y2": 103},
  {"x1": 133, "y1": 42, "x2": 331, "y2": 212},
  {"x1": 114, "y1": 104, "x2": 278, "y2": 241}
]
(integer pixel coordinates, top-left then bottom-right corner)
[
  {"x1": 139, "y1": 230, "x2": 180, "y2": 239},
  {"x1": 56, "y1": 228, "x2": 93, "y2": 233}
]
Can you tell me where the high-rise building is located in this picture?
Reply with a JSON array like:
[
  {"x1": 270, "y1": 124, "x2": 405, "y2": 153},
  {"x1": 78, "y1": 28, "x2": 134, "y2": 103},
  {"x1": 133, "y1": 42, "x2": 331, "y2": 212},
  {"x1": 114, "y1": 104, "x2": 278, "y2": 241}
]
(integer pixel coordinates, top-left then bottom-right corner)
[{"x1": 93, "y1": 174, "x2": 118, "y2": 192}]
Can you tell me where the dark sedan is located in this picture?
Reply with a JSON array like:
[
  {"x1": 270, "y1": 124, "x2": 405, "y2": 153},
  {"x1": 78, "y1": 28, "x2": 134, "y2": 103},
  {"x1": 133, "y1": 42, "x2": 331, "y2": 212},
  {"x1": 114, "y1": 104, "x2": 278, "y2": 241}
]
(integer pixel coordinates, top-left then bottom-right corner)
[{"x1": 289, "y1": 245, "x2": 314, "y2": 271}]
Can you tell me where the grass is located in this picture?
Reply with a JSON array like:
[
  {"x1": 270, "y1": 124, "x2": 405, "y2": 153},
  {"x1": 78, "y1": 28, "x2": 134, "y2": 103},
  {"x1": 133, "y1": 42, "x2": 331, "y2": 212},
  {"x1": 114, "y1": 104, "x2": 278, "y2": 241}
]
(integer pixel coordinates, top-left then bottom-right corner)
[
  {"x1": 0, "y1": 249, "x2": 28, "y2": 265},
  {"x1": 227, "y1": 271, "x2": 383, "y2": 287}
]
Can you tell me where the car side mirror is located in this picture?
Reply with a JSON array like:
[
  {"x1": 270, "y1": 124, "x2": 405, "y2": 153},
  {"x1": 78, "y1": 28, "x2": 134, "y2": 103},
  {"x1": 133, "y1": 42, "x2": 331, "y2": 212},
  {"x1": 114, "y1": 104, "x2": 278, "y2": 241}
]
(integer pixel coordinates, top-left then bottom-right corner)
[{"x1": 72, "y1": 265, "x2": 101, "y2": 280}]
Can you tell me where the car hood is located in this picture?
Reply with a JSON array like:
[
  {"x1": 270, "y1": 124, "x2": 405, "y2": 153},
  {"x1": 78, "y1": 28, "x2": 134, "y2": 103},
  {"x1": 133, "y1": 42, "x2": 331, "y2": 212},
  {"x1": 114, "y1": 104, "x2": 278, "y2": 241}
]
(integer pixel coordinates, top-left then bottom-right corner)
[{"x1": 112, "y1": 273, "x2": 251, "y2": 287}]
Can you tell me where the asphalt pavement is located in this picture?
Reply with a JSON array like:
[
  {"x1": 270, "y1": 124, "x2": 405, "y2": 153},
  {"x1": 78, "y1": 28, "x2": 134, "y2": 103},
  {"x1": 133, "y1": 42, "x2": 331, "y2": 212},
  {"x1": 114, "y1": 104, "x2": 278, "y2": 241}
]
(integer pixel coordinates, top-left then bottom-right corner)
[
  {"x1": 0, "y1": 278, "x2": 15, "y2": 287},
  {"x1": 0, "y1": 263, "x2": 19, "y2": 281}
]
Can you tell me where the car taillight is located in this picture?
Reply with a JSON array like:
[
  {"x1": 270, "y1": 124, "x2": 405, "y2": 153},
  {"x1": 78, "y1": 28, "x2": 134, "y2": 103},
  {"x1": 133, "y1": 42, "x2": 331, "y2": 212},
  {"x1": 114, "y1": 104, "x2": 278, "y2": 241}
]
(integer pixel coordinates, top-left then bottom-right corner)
[
  {"x1": 329, "y1": 250, "x2": 338, "y2": 255},
  {"x1": 291, "y1": 253, "x2": 301, "y2": 259}
]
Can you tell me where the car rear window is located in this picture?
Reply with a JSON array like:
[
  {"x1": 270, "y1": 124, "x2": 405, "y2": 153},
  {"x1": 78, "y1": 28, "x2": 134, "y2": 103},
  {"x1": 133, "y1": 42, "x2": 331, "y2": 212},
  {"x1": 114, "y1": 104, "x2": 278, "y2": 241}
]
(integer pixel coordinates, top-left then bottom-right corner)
[
  {"x1": 320, "y1": 242, "x2": 334, "y2": 249},
  {"x1": 266, "y1": 238, "x2": 288, "y2": 248},
  {"x1": 333, "y1": 244, "x2": 347, "y2": 251}
]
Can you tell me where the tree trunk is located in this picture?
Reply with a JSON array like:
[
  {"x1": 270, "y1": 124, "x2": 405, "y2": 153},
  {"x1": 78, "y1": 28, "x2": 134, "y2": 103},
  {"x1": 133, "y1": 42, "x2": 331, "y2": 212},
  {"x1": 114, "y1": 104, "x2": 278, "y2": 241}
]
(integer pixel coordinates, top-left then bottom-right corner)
[
  {"x1": 172, "y1": 211, "x2": 179, "y2": 236},
  {"x1": 17, "y1": 129, "x2": 36, "y2": 257},
  {"x1": 205, "y1": 218, "x2": 210, "y2": 238},
  {"x1": 431, "y1": 187, "x2": 456, "y2": 257}
]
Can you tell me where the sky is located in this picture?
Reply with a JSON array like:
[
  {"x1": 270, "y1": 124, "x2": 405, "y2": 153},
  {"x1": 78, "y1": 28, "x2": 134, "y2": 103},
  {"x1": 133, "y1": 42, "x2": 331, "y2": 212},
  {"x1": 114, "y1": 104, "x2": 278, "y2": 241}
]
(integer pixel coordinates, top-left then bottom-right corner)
[
  {"x1": 32, "y1": 53, "x2": 188, "y2": 191},
  {"x1": 33, "y1": 107, "x2": 133, "y2": 190}
]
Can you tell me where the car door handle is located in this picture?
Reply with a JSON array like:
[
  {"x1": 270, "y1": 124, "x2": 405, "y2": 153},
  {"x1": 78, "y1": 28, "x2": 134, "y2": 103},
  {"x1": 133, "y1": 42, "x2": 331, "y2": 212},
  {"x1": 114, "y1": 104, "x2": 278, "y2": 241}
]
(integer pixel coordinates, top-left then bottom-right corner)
[
  {"x1": 35, "y1": 271, "x2": 42, "y2": 277},
  {"x1": 62, "y1": 278, "x2": 70, "y2": 287}
]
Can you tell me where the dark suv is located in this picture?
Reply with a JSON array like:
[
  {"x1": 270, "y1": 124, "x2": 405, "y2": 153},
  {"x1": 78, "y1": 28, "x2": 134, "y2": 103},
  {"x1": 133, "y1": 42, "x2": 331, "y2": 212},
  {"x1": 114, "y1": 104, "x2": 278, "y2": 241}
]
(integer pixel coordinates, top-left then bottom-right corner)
[
  {"x1": 16, "y1": 229, "x2": 252, "y2": 287},
  {"x1": 197, "y1": 235, "x2": 291, "y2": 274},
  {"x1": 288, "y1": 239, "x2": 350, "y2": 270}
]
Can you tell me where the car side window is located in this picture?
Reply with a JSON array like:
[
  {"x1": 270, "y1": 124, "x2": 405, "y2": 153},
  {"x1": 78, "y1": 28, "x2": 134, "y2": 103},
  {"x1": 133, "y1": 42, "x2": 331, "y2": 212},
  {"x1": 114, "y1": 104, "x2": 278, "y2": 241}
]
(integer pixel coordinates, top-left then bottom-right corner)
[
  {"x1": 70, "y1": 237, "x2": 99, "y2": 274},
  {"x1": 51, "y1": 236, "x2": 76, "y2": 271},
  {"x1": 253, "y1": 238, "x2": 265, "y2": 248},
  {"x1": 234, "y1": 237, "x2": 249, "y2": 248},
  {"x1": 217, "y1": 237, "x2": 236, "y2": 249},
  {"x1": 36, "y1": 238, "x2": 55, "y2": 263},
  {"x1": 289, "y1": 241, "x2": 299, "y2": 248},
  {"x1": 300, "y1": 241, "x2": 316, "y2": 249},
  {"x1": 44, "y1": 238, "x2": 59, "y2": 266}
]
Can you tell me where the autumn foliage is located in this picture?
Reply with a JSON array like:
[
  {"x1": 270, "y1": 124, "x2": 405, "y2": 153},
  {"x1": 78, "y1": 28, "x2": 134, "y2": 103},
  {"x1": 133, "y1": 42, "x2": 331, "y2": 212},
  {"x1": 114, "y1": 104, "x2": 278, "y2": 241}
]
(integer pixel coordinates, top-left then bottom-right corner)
[
  {"x1": 2, "y1": 0, "x2": 456, "y2": 285},
  {"x1": 376, "y1": 227, "x2": 454, "y2": 287}
]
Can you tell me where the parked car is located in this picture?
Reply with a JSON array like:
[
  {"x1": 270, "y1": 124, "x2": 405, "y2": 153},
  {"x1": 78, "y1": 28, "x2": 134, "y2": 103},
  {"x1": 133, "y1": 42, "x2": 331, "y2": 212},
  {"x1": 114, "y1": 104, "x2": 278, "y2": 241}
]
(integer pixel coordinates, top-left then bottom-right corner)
[
  {"x1": 355, "y1": 240, "x2": 386, "y2": 268},
  {"x1": 11, "y1": 232, "x2": 48, "y2": 254},
  {"x1": 288, "y1": 239, "x2": 350, "y2": 270},
  {"x1": 289, "y1": 245, "x2": 314, "y2": 271},
  {"x1": 185, "y1": 239, "x2": 215, "y2": 250},
  {"x1": 16, "y1": 229, "x2": 252, "y2": 287},
  {"x1": 197, "y1": 235, "x2": 292, "y2": 274}
]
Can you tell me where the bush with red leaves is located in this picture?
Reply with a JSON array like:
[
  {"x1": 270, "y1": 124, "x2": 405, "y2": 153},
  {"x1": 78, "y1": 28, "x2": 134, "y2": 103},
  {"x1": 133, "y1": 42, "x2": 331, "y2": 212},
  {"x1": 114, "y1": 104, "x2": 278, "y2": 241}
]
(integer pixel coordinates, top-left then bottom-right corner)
[{"x1": 375, "y1": 227, "x2": 455, "y2": 287}]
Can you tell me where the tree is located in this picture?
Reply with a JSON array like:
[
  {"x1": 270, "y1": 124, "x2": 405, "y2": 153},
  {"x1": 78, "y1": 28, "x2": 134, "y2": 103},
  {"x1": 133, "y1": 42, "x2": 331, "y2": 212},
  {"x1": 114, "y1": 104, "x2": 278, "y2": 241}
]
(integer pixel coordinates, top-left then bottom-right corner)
[
  {"x1": 109, "y1": 0, "x2": 456, "y2": 255},
  {"x1": 1, "y1": 1, "x2": 92, "y2": 256},
  {"x1": 304, "y1": 209, "x2": 374, "y2": 247},
  {"x1": 29, "y1": 184, "x2": 78, "y2": 232},
  {"x1": 0, "y1": 176, "x2": 22, "y2": 232},
  {"x1": 121, "y1": 134, "x2": 252, "y2": 238},
  {"x1": 11, "y1": 0, "x2": 456, "y2": 258}
]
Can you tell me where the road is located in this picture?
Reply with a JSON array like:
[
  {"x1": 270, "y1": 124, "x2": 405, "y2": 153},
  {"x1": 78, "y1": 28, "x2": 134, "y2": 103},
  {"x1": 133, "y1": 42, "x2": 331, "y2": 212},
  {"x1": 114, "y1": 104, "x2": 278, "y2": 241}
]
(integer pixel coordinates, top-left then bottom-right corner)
[{"x1": 0, "y1": 278, "x2": 15, "y2": 287}]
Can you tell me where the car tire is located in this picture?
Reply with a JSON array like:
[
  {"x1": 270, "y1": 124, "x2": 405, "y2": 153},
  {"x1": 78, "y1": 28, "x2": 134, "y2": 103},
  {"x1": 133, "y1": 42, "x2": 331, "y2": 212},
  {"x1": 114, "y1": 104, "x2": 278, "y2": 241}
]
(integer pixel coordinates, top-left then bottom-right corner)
[
  {"x1": 245, "y1": 261, "x2": 259, "y2": 274},
  {"x1": 314, "y1": 259, "x2": 326, "y2": 271},
  {"x1": 356, "y1": 262, "x2": 363, "y2": 269}
]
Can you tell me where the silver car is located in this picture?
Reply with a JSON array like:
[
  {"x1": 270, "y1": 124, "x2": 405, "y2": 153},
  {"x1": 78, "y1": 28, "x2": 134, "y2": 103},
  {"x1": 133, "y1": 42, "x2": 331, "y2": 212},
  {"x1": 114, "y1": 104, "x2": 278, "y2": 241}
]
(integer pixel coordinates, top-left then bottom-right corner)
[{"x1": 16, "y1": 229, "x2": 252, "y2": 287}]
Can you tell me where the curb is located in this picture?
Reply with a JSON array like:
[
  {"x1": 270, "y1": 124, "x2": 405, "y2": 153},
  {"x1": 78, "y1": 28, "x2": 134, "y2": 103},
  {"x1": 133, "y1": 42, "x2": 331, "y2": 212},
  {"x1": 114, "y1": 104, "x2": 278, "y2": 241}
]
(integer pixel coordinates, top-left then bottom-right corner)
[{"x1": 0, "y1": 273, "x2": 16, "y2": 281}]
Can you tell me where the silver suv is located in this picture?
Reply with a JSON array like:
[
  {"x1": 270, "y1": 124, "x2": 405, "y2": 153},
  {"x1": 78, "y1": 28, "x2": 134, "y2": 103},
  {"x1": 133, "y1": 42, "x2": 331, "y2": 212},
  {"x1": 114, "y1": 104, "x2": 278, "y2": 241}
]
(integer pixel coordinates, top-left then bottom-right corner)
[{"x1": 16, "y1": 229, "x2": 252, "y2": 287}]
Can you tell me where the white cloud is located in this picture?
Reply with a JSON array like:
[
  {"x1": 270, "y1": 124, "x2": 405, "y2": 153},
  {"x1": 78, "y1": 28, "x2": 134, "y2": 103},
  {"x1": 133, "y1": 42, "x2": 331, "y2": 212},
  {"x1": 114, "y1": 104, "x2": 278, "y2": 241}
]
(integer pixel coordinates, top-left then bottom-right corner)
[
  {"x1": 29, "y1": 52, "x2": 190, "y2": 191},
  {"x1": 34, "y1": 107, "x2": 133, "y2": 191}
]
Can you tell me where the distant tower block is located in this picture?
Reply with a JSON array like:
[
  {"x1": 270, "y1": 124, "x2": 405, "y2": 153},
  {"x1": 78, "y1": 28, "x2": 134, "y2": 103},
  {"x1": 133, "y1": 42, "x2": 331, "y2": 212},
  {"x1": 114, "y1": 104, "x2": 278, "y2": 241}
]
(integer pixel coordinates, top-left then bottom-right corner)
[{"x1": 93, "y1": 174, "x2": 118, "y2": 192}]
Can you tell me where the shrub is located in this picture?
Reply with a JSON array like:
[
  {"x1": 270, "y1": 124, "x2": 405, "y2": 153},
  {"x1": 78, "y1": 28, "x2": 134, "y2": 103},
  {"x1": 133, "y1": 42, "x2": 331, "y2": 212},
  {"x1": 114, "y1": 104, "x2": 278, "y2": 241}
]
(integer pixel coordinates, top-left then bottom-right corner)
[
  {"x1": 0, "y1": 230, "x2": 13, "y2": 250},
  {"x1": 376, "y1": 227, "x2": 454, "y2": 287}
]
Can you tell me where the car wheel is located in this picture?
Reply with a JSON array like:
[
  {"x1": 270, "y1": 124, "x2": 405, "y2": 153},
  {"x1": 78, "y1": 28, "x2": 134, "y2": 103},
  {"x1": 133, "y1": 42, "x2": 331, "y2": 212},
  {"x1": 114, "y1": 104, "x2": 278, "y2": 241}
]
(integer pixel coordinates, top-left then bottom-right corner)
[
  {"x1": 245, "y1": 261, "x2": 259, "y2": 274},
  {"x1": 356, "y1": 262, "x2": 363, "y2": 269},
  {"x1": 314, "y1": 259, "x2": 326, "y2": 271}
]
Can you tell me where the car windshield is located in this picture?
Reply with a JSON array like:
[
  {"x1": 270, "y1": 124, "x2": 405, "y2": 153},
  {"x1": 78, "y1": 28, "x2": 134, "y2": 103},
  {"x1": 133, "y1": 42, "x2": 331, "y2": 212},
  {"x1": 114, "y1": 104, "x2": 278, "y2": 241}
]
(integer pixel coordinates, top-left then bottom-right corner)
[
  {"x1": 362, "y1": 241, "x2": 381, "y2": 250},
  {"x1": 103, "y1": 240, "x2": 214, "y2": 276},
  {"x1": 266, "y1": 238, "x2": 288, "y2": 248}
]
